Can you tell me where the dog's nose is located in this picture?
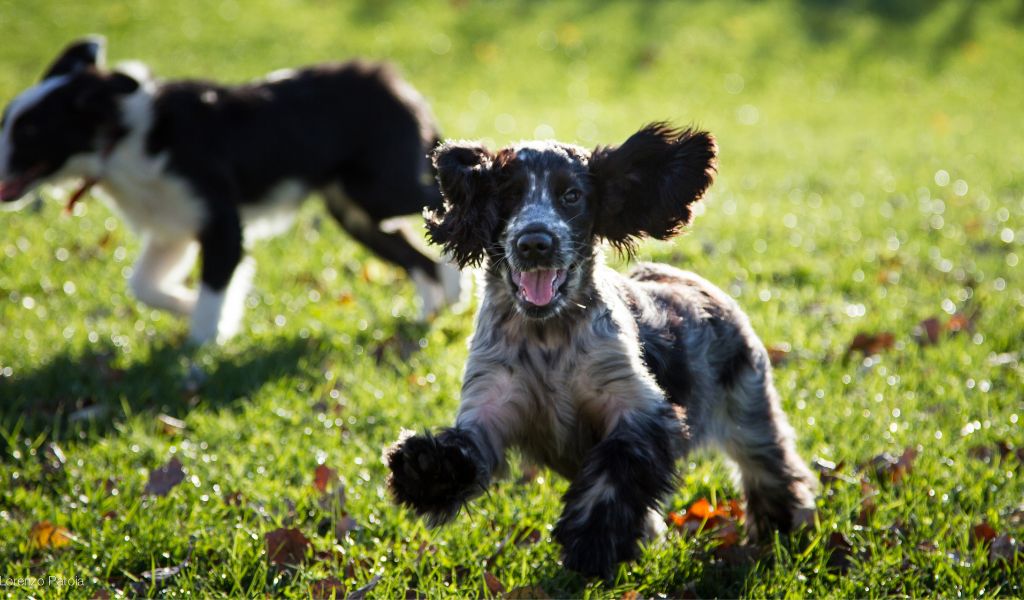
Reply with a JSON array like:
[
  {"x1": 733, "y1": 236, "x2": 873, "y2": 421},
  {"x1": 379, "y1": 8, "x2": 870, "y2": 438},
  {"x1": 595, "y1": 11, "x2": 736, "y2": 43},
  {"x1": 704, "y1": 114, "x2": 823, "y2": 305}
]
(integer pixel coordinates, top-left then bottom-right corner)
[{"x1": 515, "y1": 231, "x2": 555, "y2": 261}]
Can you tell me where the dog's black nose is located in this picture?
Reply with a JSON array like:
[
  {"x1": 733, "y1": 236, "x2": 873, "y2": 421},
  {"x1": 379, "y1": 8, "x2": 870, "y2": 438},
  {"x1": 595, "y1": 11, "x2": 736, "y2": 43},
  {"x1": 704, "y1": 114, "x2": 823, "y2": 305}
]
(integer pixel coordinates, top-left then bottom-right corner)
[{"x1": 515, "y1": 231, "x2": 555, "y2": 261}]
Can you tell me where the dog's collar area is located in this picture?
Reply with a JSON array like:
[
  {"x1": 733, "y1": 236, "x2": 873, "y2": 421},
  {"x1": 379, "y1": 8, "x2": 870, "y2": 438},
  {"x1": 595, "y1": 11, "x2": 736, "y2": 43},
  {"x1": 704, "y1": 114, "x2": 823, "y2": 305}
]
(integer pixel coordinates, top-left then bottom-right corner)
[{"x1": 64, "y1": 138, "x2": 117, "y2": 214}]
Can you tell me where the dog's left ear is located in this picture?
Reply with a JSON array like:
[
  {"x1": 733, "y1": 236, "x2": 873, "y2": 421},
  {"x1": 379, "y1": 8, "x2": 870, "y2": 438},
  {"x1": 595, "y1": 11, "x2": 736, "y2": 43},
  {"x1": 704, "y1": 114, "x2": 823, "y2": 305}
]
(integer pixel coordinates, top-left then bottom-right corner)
[
  {"x1": 426, "y1": 141, "x2": 499, "y2": 268},
  {"x1": 42, "y1": 35, "x2": 107, "y2": 81},
  {"x1": 589, "y1": 123, "x2": 717, "y2": 252}
]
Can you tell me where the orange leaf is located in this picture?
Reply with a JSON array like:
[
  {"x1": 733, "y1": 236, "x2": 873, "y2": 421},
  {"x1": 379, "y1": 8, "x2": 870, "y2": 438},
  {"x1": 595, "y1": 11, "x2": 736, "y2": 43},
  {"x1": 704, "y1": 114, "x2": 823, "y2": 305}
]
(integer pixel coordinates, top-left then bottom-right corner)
[
  {"x1": 30, "y1": 521, "x2": 73, "y2": 549},
  {"x1": 846, "y1": 331, "x2": 895, "y2": 358},
  {"x1": 972, "y1": 521, "x2": 997, "y2": 545},
  {"x1": 313, "y1": 463, "x2": 338, "y2": 493},
  {"x1": 483, "y1": 571, "x2": 504, "y2": 596},
  {"x1": 914, "y1": 317, "x2": 942, "y2": 346}
]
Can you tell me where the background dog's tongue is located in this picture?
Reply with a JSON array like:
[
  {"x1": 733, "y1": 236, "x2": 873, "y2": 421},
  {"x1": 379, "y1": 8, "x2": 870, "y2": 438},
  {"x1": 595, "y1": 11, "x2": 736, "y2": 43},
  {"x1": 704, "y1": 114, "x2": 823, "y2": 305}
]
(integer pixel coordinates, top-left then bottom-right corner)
[{"x1": 520, "y1": 269, "x2": 557, "y2": 306}]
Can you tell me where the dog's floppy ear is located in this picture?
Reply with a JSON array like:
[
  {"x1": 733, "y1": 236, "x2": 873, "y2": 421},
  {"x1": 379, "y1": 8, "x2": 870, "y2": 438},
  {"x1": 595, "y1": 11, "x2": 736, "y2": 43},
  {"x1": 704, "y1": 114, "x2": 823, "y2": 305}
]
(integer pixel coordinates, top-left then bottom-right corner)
[
  {"x1": 589, "y1": 123, "x2": 717, "y2": 252},
  {"x1": 42, "y1": 35, "x2": 106, "y2": 81},
  {"x1": 426, "y1": 141, "x2": 499, "y2": 268}
]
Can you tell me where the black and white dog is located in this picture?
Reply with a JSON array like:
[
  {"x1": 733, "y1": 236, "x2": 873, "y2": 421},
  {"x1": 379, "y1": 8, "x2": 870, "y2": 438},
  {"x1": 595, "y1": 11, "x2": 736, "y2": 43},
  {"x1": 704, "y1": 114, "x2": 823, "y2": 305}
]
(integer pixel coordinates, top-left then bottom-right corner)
[
  {"x1": 0, "y1": 37, "x2": 461, "y2": 344},
  {"x1": 386, "y1": 124, "x2": 817, "y2": 577}
]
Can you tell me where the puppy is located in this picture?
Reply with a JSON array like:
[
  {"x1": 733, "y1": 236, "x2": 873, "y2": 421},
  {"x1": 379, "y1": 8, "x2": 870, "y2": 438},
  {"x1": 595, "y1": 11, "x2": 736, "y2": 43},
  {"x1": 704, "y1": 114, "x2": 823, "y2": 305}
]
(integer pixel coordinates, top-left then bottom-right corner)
[
  {"x1": 386, "y1": 124, "x2": 817, "y2": 578},
  {"x1": 0, "y1": 36, "x2": 461, "y2": 344}
]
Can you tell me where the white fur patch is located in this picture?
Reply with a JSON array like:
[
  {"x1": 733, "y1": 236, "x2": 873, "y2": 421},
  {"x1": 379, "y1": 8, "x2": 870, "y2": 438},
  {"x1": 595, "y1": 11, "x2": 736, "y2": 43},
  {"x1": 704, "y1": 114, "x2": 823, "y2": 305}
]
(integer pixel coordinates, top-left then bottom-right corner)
[
  {"x1": 98, "y1": 86, "x2": 207, "y2": 240},
  {"x1": 129, "y1": 235, "x2": 199, "y2": 315},
  {"x1": 241, "y1": 179, "x2": 306, "y2": 242},
  {"x1": 187, "y1": 257, "x2": 254, "y2": 344}
]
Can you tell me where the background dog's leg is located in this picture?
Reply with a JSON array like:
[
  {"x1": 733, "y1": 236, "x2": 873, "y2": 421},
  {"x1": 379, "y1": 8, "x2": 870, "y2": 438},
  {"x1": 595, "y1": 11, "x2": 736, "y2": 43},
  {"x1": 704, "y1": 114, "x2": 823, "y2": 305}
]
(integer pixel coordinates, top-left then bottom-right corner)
[
  {"x1": 189, "y1": 211, "x2": 244, "y2": 344},
  {"x1": 129, "y1": 235, "x2": 199, "y2": 315},
  {"x1": 553, "y1": 408, "x2": 680, "y2": 579},
  {"x1": 323, "y1": 185, "x2": 457, "y2": 319},
  {"x1": 719, "y1": 365, "x2": 818, "y2": 541}
]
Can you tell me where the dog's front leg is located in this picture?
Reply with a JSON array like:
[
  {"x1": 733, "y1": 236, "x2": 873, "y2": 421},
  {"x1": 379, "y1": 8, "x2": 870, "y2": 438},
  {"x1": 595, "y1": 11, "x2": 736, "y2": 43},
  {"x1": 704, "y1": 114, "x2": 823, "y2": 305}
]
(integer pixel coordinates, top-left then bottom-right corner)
[
  {"x1": 554, "y1": 405, "x2": 681, "y2": 579},
  {"x1": 386, "y1": 368, "x2": 515, "y2": 526},
  {"x1": 129, "y1": 235, "x2": 198, "y2": 315},
  {"x1": 189, "y1": 208, "x2": 248, "y2": 344}
]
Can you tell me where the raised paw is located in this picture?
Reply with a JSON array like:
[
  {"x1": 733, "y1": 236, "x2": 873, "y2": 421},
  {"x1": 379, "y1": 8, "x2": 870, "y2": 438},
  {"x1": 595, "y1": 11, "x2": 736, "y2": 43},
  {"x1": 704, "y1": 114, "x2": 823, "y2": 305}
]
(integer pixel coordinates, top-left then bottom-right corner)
[{"x1": 385, "y1": 430, "x2": 484, "y2": 526}]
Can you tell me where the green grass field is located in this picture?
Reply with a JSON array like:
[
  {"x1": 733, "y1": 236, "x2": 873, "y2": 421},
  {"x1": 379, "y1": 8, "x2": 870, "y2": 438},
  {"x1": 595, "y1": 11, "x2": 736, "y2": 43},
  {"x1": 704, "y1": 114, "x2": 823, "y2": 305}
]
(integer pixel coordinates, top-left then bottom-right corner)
[{"x1": 2, "y1": 0, "x2": 1023, "y2": 597}]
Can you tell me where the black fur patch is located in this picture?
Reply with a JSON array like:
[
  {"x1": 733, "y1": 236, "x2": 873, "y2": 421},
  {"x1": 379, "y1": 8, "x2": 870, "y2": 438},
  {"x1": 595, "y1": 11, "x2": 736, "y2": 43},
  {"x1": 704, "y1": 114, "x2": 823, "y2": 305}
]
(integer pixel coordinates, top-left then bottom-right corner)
[
  {"x1": 589, "y1": 123, "x2": 717, "y2": 254},
  {"x1": 385, "y1": 428, "x2": 490, "y2": 527},
  {"x1": 553, "y1": 408, "x2": 679, "y2": 579}
]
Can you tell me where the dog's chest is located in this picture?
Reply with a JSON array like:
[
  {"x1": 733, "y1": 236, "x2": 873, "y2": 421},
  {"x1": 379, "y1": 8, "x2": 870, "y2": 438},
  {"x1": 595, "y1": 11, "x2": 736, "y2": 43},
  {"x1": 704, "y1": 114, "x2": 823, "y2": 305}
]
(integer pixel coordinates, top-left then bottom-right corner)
[
  {"x1": 99, "y1": 152, "x2": 207, "y2": 240},
  {"x1": 508, "y1": 337, "x2": 608, "y2": 478}
]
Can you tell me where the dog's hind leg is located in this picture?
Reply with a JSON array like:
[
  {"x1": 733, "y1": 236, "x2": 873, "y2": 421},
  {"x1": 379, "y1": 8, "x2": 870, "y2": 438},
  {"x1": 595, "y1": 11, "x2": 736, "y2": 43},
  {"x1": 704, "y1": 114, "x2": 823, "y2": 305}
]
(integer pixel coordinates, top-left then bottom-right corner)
[
  {"x1": 129, "y1": 235, "x2": 199, "y2": 315},
  {"x1": 716, "y1": 355, "x2": 817, "y2": 541},
  {"x1": 322, "y1": 184, "x2": 459, "y2": 318}
]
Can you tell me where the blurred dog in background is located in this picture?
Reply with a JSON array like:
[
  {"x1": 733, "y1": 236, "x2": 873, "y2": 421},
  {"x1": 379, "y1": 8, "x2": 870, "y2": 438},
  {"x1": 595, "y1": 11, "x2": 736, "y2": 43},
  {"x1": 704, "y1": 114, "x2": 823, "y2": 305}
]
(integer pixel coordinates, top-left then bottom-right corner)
[
  {"x1": 0, "y1": 36, "x2": 462, "y2": 344},
  {"x1": 387, "y1": 124, "x2": 817, "y2": 578}
]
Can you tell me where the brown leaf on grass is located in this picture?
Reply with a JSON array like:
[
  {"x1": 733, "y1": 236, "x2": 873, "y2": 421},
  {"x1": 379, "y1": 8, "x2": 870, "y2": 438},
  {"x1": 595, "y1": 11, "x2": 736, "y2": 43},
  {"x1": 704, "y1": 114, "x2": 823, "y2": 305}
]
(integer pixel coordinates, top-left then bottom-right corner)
[
  {"x1": 620, "y1": 591, "x2": 641, "y2": 600},
  {"x1": 971, "y1": 521, "x2": 997, "y2": 545},
  {"x1": 144, "y1": 457, "x2": 185, "y2": 497},
  {"x1": 29, "y1": 521, "x2": 72, "y2": 549},
  {"x1": 989, "y1": 535, "x2": 1019, "y2": 562},
  {"x1": 856, "y1": 480, "x2": 878, "y2": 526},
  {"x1": 265, "y1": 528, "x2": 310, "y2": 566},
  {"x1": 335, "y1": 514, "x2": 359, "y2": 541},
  {"x1": 914, "y1": 317, "x2": 942, "y2": 346},
  {"x1": 845, "y1": 331, "x2": 895, "y2": 360},
  {"x1": 314, "y1": 463, "x2": 339, "y2": 493},
  {"x1": 223, "y1": 491, "x2": 244, "y2": 506},
  {"x1": 310, "y1": 577, "x2": 346, "y2": 599},
  {"x1": 946, "y1": 311, "x2": 977, "y2": 335},
  {"x1": 504, "y1": 586, "x2": 550, "y2": 599},
  {"x1": 515, "y1": 528, "x2": 542, "y2": 546},
  {"x1": 867, "y1": 447, "x2": 918, "y2": 484},
  {"x1": 405, "y1": 589, "x2": 427, "y2": 600},
  {"x1": 916, "y1": 540, "x2": 939, "y2": 553},
  {"x1": 484, "y1": 571, "x2": 505, "y2": 597},
  {"x1": 346, "y1": 574, "x2": 382, "y2": 600},
  {"x1": 826, "y1": 532, "x2": 854, "y2": 572},
  {"x1": 766, "y1": 343, "x2": 791, "y2": 366},
  {"x1": 812, "y1": 457, "x2": 850, "y2": 486}
]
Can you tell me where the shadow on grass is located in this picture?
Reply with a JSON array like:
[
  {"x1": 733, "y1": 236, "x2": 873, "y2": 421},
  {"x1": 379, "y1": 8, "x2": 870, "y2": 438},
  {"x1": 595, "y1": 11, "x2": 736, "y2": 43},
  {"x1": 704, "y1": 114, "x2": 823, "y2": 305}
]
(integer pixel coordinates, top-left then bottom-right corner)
[{"x1": 0, "y1": 336, "x2": 323, "y2": 455}]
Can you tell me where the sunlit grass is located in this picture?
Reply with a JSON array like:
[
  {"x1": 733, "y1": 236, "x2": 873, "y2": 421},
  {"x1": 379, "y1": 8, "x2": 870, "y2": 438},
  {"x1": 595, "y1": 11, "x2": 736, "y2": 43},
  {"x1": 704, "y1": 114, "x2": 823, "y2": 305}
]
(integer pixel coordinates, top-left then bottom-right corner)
[{"x1": 1, "y1": 0, "x2": 1022, "y2": 597}]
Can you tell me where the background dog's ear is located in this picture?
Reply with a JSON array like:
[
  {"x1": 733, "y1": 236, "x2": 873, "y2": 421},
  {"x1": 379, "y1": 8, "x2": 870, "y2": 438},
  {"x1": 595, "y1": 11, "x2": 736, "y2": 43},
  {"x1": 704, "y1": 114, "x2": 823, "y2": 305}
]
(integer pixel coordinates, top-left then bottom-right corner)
[
  {"x1": 426, "y1": 141, "x2": 499, "y2": 268},
  {"x1": 589, "y1": 123, "x2": 717, "y2": 253},
  {"x1": 73, "y1": 72, "x2": 140, "y2": 116},
  {"x1": 42, "y1": 35, "x2": 106, "y2": 81}
]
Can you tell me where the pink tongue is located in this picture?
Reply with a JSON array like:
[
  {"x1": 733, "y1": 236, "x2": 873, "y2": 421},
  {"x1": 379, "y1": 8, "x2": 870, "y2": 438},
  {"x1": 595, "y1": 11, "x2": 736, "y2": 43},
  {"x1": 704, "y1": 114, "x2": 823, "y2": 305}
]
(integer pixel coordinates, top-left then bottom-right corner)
[{"x1": 519, "y1": 269, "x2": 558, "y2": 306}]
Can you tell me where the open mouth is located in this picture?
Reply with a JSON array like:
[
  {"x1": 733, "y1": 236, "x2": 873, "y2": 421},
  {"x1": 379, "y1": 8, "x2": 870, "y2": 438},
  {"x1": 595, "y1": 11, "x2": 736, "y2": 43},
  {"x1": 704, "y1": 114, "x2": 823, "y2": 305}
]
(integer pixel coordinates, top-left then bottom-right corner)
[
  {"x1": 0, "y1": 164, "x2": 47, "y2": 203},
  {"x1": 510, "y1": 268, "x2": 569, "y2": 307}
]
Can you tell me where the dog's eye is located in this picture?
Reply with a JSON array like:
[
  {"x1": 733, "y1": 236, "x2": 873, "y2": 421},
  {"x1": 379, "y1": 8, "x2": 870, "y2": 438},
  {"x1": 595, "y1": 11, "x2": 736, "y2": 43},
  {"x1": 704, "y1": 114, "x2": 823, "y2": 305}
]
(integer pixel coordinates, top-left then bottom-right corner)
[{"x1": 561, "y1": 188, "x2": 582, "y2": 207}]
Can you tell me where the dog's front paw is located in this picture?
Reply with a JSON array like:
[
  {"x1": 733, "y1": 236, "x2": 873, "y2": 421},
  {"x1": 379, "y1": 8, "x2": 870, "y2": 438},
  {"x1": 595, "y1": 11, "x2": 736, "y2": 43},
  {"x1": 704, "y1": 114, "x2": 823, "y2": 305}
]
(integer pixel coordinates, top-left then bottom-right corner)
[
  {"x1": 554, "y1": 517, "x2": 631, "y2": 580},
  {"x1": 385, "y1": 430, "x2": 483, "y2": 526}
]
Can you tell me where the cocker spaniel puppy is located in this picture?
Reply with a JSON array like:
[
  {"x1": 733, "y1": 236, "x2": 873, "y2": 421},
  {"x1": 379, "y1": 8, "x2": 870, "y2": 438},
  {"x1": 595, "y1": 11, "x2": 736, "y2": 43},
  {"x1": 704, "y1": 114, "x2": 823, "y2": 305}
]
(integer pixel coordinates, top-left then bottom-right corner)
[{"x1": 386, "y1": 123, "x2": 817, "y2": 577}]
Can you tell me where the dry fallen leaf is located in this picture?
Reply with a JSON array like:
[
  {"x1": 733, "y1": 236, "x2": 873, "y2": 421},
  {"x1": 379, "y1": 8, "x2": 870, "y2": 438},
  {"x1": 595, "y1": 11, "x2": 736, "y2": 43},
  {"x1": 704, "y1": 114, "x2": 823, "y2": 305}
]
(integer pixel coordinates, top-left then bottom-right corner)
[
  {"x1": 484, "y1": 571, "x2": 505, "y2": 597},
  {"x1": 989, "y1": 534, "x2": 1019, "y2": 562},
  {"x1": 29, "y1": 521, "x2": 73, "y2": 549},
  {"x1": 504, "y1": 585, "x2": 550, "y2": 599},
  {"x1": 156, "y1": 414, "x2": 186, "y2": 436},
  {"x1": 971, "y1": 521, "x2": 997, "y2": 545},
  {"x1": 310, "y1": 577, "x2": 346, "y2": 599},
  {"x1": 335, "y1": 514, "x2": 359, "y2": 541},
  {"x1": 845, "y1": 331, "x2": 895, "y2": 360},
  {"x1": 913, "y1": 317, "x2": 942, "y2": 346},
  {"x1": 826, "y1": 531, "x2": 854, "y2": 572},
  {"x1": 265, "y1": 528, "x2": 310, "y2": 566},
  {"x1": 766, "y1": 343, "x2": 791, "y2": 366},
  {"x1": 144, "y1": 457, "x2": 186, "y2": 497},
  {"x1": 668, "y1": 498, "x2": 744, "y2": 536},
  {"x1": 314, "y1": 463, "x2": 339, "y2": 493}
]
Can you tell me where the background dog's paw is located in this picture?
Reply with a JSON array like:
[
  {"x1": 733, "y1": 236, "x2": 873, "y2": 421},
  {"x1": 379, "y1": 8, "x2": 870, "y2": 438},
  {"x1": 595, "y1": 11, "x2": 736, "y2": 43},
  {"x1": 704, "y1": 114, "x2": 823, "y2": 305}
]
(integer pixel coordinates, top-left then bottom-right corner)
[{"x1": 385, "y1": 431, "x2": 482, "y2": 526}]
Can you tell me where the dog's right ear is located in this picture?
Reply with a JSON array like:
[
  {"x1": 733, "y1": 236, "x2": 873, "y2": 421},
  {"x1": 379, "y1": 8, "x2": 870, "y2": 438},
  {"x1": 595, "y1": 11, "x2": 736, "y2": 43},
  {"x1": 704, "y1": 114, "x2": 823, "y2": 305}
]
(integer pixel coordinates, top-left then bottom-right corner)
[
  {"x1": 426, "y1": 141, "x2": 498, "y2": 268},
  {"x1": 42, "y1": 35, "x2": 106, "y2": 81}
]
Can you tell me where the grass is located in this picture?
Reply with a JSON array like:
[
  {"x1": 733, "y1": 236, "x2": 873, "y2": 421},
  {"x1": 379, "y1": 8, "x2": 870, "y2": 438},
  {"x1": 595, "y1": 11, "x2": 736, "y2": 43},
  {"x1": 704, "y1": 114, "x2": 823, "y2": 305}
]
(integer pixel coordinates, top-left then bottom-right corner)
[{"x1": 1, "y1": 0, "x2": 1023, "y2": 597}]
